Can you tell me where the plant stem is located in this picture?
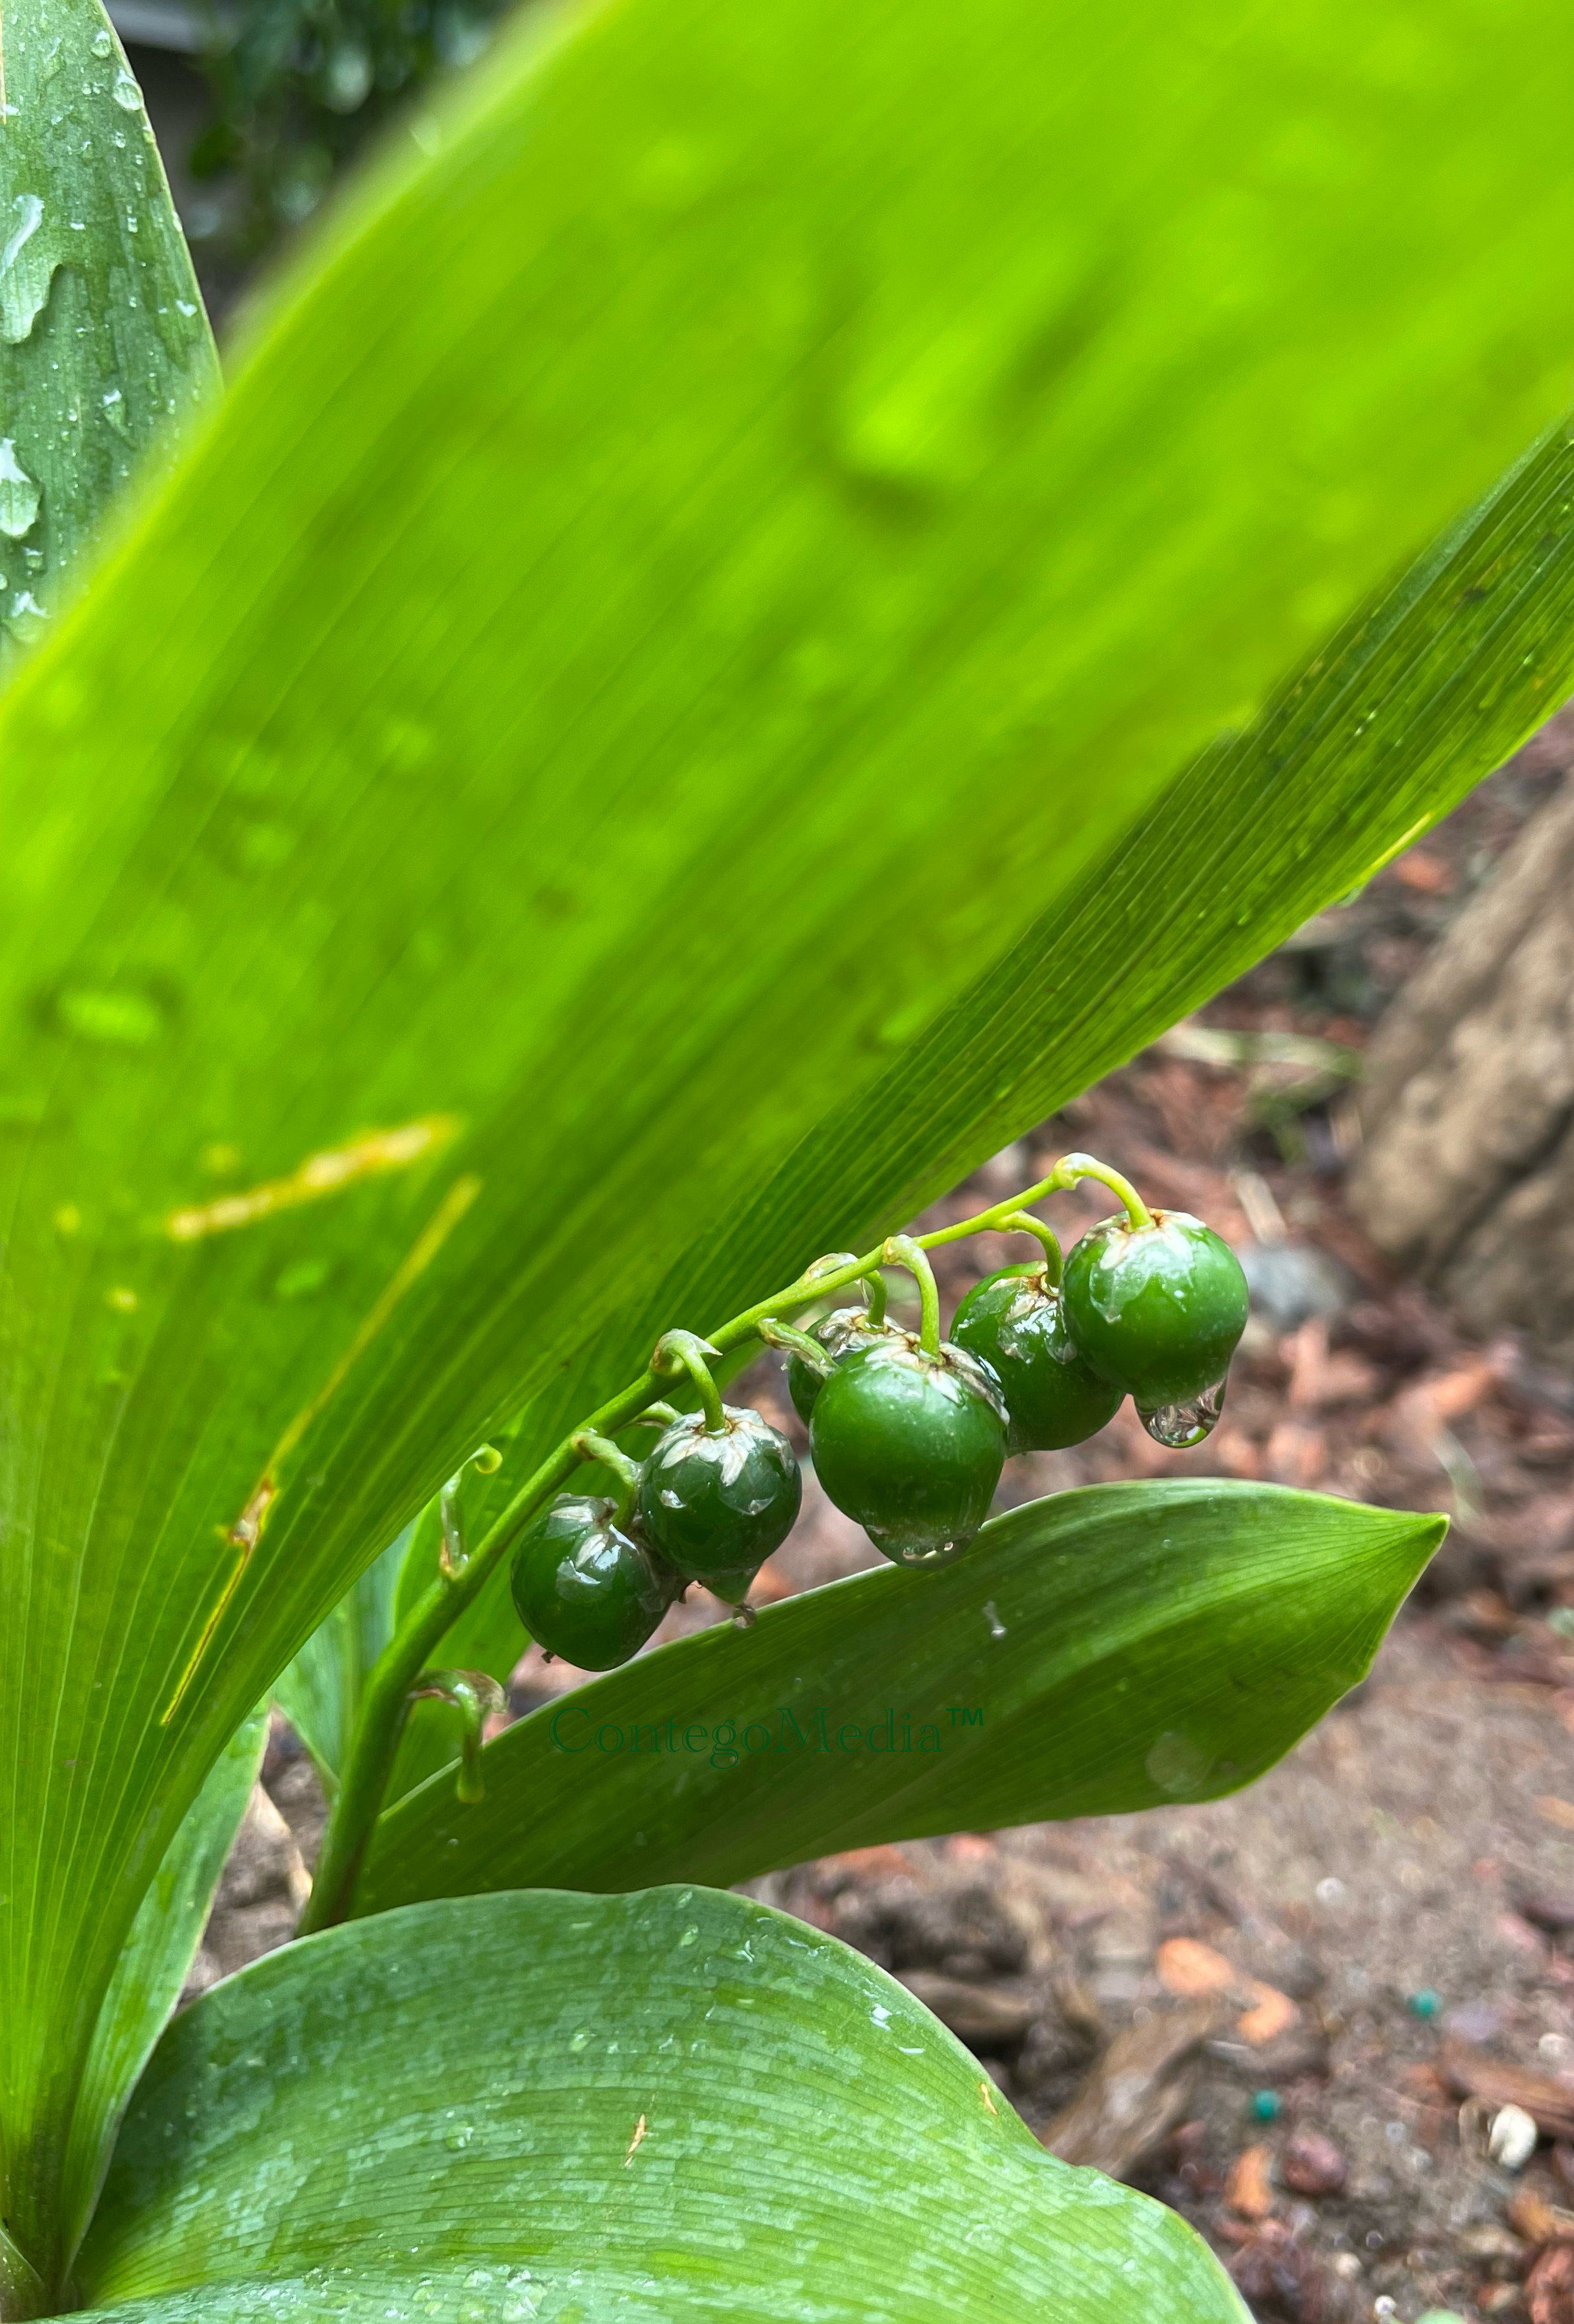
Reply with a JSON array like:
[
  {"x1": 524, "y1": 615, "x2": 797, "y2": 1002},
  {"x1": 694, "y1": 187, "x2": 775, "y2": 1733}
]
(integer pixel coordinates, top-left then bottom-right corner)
[
  {"x1": 883, "y1": 1235, "x2": 941, "y2": 1354},
  {"x1": 1046, "y1": 1149, "x2": 1153, "y2": 1228},
  {"x1": 570, "y1": 1427, "x2": 641, "y2": 1524},
  {"x1": 1002, "y1": 1209, "x2": 1063, "y2": 1286},
  {"x1": 755, "y1": 1317, "x2": 836, "y2": 1376},
  {"x1": 652, "y1": 1330, "x2": 725, "y2": 1432},
  {"x1": 863, "y1": 1269, "x2": 888, "y2": 1326},
  {"x1": 300, "y1": 1146, "x2": 1146, "y2": 1930}
]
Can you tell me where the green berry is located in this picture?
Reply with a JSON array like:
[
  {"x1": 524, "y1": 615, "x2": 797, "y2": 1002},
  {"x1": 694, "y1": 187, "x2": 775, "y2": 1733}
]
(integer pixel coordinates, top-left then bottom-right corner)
[
  {"x1": 510, "y1": 1494, "x2": 674, "y2": 1670},
  {"x1": 787, "y1": 1305, "x2": 890, "y2": 1424},
  {"x1": 1061, "y1": 1210, "x2": 1248, "y2": 1430},
  {"x1": 809, "y1": 1335, "x2": 1007, "y2": 1568},
  {"x1": 636, "y1": 1404, "x2": 801, "y2": 1604},
  {"x1": 951, "y1": 1264, "x2": 1124, "y2": 1451}
]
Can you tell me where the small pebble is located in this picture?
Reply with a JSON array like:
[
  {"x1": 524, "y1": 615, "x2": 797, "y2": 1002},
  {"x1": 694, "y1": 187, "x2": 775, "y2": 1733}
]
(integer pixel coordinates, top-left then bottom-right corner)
[
  {"x1": 1250, "y1": 2089, "x2": 1282, "y2": 2122},
  {"x1": 1488, "y1": 2101, "x2": 1539, "y2": 2170},
  {"x1": 1282, "y1": 2125, "x2": 1347, "y2": 2196},
  {"x1": 1406, "y1": 1987, "x2": 1443, "y2": 2018}
]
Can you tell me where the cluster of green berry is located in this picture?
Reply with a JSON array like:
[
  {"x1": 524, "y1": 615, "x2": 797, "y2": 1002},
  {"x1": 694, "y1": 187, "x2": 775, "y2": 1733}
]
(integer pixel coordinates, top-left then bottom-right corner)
[{"x1": 509, "y1": 1163, "x2": 1247, "y2": 1672}]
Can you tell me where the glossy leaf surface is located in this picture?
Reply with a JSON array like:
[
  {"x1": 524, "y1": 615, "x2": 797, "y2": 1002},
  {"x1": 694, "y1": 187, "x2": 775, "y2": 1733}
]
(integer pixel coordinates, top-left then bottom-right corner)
[
  {"x1": 0, "y1": 0, "x2": 216, "y2": 667},
  {"x1": 59, "y1": 1706, "x2": 266, "y2": 2272},
  {"x1": 358, "y1": 1483, "x2": 1438, "y2": 1909},
  {"x1": 3, "y1": 0, "x2": 1574, "y2": 2277},
  {"x1": 74, "y1": 1886, "x2": 1246, "y2": 2321}
]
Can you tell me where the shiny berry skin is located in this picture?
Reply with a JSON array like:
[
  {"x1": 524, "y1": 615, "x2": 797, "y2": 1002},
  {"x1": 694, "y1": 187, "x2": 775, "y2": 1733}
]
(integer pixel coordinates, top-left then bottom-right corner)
[
  {"x1": 509, "y1": 1494, "x2": 674, "y2": 1670},
  {"x1": 1060, "y1": 1210, "x2": 1249, "y2": 1407},
  {"x1": 636, "y1": 1405, "x2": 801, "y2": 1604},
  {"x1": 951, "y1": 1264, "x2": 1124, "y2": 1451},
  {"x1": 787, "y1": 1306, "x2": 891, "y2": 1424},
  {"x1": 809, "y1": 1336, "x2": 1007, "y2": 1568}
]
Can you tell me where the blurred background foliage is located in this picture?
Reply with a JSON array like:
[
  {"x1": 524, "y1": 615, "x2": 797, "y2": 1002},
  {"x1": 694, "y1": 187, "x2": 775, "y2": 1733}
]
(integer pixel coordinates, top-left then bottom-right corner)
[{"x1": 117, "y1": 0, "x2": 510, "y2": 268}]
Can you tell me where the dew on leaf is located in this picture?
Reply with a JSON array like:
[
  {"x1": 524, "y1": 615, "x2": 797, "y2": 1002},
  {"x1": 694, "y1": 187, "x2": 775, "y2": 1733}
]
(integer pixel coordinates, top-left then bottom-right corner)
[
  {"x1": 54, "y1": 984, "x2": 166, "y2": 1046},
  {"x1": 0, "y1": 441, "x2": 39, "y2": 539},
  {"x1": 0, "y1": 196, "x2": 57, "y2": 344},
  {"x1": 112, "y1": 71, "x2": 142, "y2": 111},
  {"x1": 90, "y1": 26, "x2": 113, "y2": 54}
]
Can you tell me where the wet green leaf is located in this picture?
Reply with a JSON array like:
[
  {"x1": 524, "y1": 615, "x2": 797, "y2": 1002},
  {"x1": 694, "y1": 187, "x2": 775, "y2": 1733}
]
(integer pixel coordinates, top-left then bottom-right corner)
[
  {"x1": 0, "y1": 0, "x2": 216, "y2": 666},
  {"x1": 357, "y1": 1484, "x2": 1438, "y2": 1909},
  {"x1": 73, "y1": 1886, "x2": 1246, "y2": 2321}
]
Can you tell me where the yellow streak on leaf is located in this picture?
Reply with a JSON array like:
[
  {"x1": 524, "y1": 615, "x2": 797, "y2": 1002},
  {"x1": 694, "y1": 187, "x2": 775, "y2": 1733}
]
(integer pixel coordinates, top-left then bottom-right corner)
[
  {"x1": 158, "y1": 1172, "x2": 481, "y2": 1724},
  {"x1": 165, "y1": 1115, "x2": 459, "y2": 1242},
  {"x1": 623, "y1": 2114, "x2": 649, "y2": 2165},
  {"x1": 978, "y1": 2081, "x2": 998, "y2": 2116}
]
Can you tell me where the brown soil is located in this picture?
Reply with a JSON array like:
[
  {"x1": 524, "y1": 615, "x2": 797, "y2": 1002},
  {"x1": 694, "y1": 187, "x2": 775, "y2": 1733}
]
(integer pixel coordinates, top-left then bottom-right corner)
[{"x1": 207, "y1": 716, "x2": 1574, "y2": 2324}]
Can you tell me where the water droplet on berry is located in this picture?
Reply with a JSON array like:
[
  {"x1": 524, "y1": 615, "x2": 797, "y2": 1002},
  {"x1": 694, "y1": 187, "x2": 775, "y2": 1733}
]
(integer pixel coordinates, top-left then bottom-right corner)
[{"x1": 1138, "y1": 1379, "x2": 1226, "y2": 1448}]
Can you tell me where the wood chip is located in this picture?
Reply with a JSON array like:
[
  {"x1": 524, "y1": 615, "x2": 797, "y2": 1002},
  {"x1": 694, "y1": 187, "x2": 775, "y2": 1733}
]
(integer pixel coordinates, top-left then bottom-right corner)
[
  {"x1": 896, "y1": 1970, "x2": 1037, "y2": 2046},
  {"x1": 1236, "y1": 1983, "x2": 1299, "y2": 2046},
  {"x1": 1042, "y1": 2001, "x2": 1218, "y2": 2181},
  {"x1": 1225, "y1": 2143, "x2": 1275, "y2": 2221},
  {"x1": 1442, "y1": 2039, "x2": 1574, "y2": 2142},
  {"x1": 1156, "y1": 1937, "x2": 1235, "y2": 1997}
]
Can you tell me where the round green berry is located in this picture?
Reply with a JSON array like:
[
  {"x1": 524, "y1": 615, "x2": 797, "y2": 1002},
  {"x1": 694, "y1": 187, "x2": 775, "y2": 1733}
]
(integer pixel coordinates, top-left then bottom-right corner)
[
  {"x1": 636, "y1": 1404, "x2": 801, "y2": 1604},
  {"x1": 1061, "y1": 1211, "x2": 1248, "y2": 1410},
  {"x1": 509, "y1": 1494, "x2": 674, "y2": 1670},
  {"x1": 809, "y1": 1335, "x2": 1007, "y2": 1568},
  {"x1": 951, "y1": 1264, "x2": 1124, "y2": 1451}
]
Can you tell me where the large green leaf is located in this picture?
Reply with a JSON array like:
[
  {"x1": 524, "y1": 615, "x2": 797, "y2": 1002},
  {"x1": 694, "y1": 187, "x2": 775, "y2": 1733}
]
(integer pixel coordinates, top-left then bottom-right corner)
[
  {"x1": 0, "y1": 0, "x2": 216, "y2": 666},
  {"x1": 356, "y1": 1483, "x2": 1438, "y2": 1912},
  {"x1": 72, "y1": 1887, "x2": 1246, "y2": 2321},
  {"x1": 57, "y1": 1708, "x2": 267, "y2": 2274},
  {"x1": 5, "y1": 0, "x2": 1574, "y2": 2279}
]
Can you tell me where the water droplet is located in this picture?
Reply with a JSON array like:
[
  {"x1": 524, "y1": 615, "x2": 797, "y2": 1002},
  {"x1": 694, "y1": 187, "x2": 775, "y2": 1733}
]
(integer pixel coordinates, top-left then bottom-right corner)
[
  {"x1": 53, "y1": 984, "x2": 166, "y2": 1046},
  {"x1": 568, "y1": 2028, "x2": 589, "y2": 2051},
  {"x1": 443, "y1": 2123, "x2": 474, "y2": 2151},
  {"x1": 1138, "y1": 1379, "x2": 1226, "y2": 1448},
  {"x1": 6, "y1": 590, "x2": 48, "y2": 643},
  {"x1": 678, "y1": 1925, "x2": 700, "y2": 1946},
  {"x1": 0, "y1": 195, "x2": 57, "y2": 345},
  {"x1": 90, "y1": 27, "x2": 113, "y2": 54},
  {"x1": 1145, "y1": 1728, "x2": 1212, "y2": 1797},
  {"x1": 101, "y1": 388, "x2": 128, "y2": 437},
  {"x1": 983, "y1": 1599, "x2": 1007, "y2": 1639},
  {"x1": 112, "y1": 71, "x2": 142, "y2": 111},
  {"x1": 176, "y1": 298, "x2": 196, "y2": 316},
  {"x1": 0, "y1": 441, "x2": 39, "y2": 539}
]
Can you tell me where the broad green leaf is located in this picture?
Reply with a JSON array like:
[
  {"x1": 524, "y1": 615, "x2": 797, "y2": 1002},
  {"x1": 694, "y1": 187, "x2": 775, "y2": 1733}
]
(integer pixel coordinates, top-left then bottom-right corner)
[
  {"x1": 272, "y1": 1530, "x2": 408, "y2": 1794},
  {"x1": 0, "y1": 0, "x2": 217, "y2": 666},
  {"x1": 59, "y1": 1705, "x2": 267, "y2": 2276},
  {"x1": 408, "y1": 414, "x2": 1574, "y2": 1723},
  {"x1": 356, "y1": 1483, "x2": 1438, "y2": 1912},
  {"x1": 73, "y1": 1887, "x2": 1247, "y2": 2321},
  {"x1": 4, "y1": 0, "x2": 1574, "y2": 2276}
]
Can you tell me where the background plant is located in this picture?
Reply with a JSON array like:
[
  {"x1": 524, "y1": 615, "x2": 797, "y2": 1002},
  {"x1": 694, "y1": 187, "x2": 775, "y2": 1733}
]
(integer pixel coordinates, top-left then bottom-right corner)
[{"x1": 5, "y1": 0, "x2": 1574, "y2": 2314}]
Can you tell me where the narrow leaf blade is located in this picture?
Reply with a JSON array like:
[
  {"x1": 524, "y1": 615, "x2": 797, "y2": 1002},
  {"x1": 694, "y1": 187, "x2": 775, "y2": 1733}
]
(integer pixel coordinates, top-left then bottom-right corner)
[
  {"x1": 59, "y1": 1705, "x2": 267, "y2": 2269},
  {"x1": 358, "y1": 1484, "x2": 1438, "y2": 1908},
  {"x1": 0, "y1": 0, "x2": 217, "y2": 663}
]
